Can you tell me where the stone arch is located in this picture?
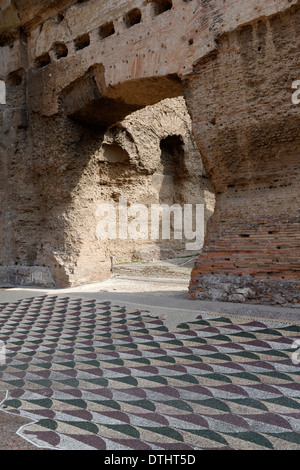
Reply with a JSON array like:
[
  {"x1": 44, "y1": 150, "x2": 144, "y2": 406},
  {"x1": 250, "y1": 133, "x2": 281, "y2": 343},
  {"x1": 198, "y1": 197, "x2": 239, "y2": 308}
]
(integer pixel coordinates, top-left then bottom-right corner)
[
  {"x1": 61, "y1": 66, "x2": 184, "y2": 129},
  {"x1": 147, "y1": 0, "x2": 173, "y2": 17}
]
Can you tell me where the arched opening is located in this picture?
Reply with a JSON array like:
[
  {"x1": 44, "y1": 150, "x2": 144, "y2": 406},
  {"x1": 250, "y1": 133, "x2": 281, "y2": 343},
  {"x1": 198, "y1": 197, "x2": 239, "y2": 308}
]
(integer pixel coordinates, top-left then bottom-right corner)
[
  {"x1": 42, "y1": 70, "x2": 216, "y2": 286},
  {"x1": 102, "y1": 143, "x2": 130, "y2": 164},
  {"x1": 89, "y1": 98, "x2": 215, "y2": 266},
  {"x1": 34, "y1": 52, "x2": 50, "y2": 69},
  {"x1": 160, "y1": 136, "x2": 186, "y2": 180},
  {"x1": 148, "y1": 0, "x2": 173, "y2": 17}
]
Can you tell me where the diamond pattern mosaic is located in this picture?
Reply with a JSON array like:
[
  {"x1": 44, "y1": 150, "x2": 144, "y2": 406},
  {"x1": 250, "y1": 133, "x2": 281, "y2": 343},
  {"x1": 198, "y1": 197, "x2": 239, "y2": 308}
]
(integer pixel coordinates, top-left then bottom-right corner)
[{"x1": 0, "y1": 295, "x2": 300, "y2": 450}]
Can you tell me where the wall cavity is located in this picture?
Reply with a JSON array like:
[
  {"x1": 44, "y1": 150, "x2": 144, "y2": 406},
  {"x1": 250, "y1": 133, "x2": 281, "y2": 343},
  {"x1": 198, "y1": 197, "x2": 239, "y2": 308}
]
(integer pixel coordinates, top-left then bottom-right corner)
[{"x1": 0, "y1": 80, "x2": 6, "y2": 105}]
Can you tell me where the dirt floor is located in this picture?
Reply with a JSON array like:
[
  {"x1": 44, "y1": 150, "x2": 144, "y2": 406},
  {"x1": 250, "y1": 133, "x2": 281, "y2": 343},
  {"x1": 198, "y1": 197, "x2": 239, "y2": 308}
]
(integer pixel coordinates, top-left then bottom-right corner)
[{"x1": 113, "y1": 256, "x2": 196, "y2": 278}]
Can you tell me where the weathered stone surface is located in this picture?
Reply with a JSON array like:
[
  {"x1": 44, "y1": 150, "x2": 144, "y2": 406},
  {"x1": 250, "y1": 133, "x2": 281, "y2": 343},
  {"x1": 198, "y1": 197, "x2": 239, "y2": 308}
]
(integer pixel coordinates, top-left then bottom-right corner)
[
  {"x1": 97, "y1": 97, "x2": 214, "y2": 263},
  {"x1": 0, "y1": 266, "x2": 55, "y2": 287},
  {"x1": 195, "y1": 274, "x2": 300, "y2": 307}
]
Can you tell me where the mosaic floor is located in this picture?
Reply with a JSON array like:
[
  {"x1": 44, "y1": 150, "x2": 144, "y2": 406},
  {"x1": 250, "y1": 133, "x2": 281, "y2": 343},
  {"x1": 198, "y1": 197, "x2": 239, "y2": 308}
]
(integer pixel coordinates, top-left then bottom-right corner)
[{"x1": 0, "y1": 295, "x2": 300, "y2": 450}]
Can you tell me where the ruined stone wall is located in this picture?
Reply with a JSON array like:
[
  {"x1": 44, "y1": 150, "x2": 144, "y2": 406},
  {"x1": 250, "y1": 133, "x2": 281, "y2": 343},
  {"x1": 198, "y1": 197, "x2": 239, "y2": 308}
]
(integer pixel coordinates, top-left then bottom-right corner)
[
  {"x1": 0, "y1": 31, "x2": 46, "y2": 286},
  {"x1": 186, "y1": 5, "x2": 300, "y2": 305}
]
